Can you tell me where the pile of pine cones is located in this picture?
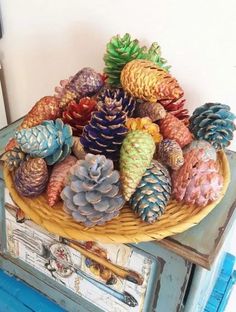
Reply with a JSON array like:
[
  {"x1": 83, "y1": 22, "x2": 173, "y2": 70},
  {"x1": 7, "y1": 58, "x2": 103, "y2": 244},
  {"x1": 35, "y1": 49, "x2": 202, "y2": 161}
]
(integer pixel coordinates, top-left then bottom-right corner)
[{"x1": 2, "y1": 33, "x2": 235, "y2": 227}]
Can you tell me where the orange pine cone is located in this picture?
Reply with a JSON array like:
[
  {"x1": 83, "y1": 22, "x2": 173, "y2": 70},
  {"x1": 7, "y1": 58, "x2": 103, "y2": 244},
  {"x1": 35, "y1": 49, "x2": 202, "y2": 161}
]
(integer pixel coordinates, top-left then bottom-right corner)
[
  {"x1": 19, "y1": 96, "x2": 62, "y2": 129},
  {"x1": 159, "y1": 113, "x2": 193, "y2": 148},
  {"x1": 47, "y1": 155, "x2": 77, "y2": 207}
]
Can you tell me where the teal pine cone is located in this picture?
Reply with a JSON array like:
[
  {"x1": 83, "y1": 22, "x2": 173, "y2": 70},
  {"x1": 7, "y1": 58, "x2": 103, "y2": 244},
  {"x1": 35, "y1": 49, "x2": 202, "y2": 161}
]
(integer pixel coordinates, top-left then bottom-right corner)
[
  {"x1": 130, "y1": 160, "x2": 171, "y2": 224},
  {"x1": 15, "y1": 119, "x2": 73, "y2": 165},
  {"x1": 189, "y1": 103, "x2": 236, "y2": 150}
]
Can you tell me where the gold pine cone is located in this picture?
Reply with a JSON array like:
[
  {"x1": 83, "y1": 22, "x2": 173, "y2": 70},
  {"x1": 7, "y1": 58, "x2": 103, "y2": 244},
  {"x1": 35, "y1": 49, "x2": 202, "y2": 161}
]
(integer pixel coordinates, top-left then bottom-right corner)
[
  {"x1": 126, "y1": 117, "x2": 163, "y2": 143},
  {"x1": 120, "y1": 59, "x2": 183, "y2": 102}
]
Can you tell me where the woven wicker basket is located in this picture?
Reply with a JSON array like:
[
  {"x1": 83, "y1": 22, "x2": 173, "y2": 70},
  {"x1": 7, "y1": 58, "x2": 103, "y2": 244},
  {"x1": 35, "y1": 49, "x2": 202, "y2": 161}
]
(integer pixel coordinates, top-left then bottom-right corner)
[{"x1": 3, "y1": 150, "x2": 230, "y2": 243}]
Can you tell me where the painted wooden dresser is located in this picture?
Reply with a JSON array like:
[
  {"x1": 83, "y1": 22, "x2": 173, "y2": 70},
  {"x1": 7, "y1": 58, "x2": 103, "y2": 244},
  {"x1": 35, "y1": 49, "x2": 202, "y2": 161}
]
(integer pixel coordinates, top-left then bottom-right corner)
[{"x1": 0, "y1": 120, "x2": 235, "y2": 312}]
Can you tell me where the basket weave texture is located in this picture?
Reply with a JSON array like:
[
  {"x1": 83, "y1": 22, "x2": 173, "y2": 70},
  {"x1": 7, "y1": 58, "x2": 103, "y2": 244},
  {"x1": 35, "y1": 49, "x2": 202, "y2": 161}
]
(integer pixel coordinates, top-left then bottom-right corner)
[{"x1": 4, "y1": 151, "x2": 230, "y2": 243}]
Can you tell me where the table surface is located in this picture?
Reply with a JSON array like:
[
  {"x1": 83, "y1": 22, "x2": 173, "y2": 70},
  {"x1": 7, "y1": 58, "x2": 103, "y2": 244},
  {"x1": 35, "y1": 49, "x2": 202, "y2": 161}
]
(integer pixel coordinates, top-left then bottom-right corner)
[{"x1": 1, "y1": 119, "x2": 236, "y2": 269}]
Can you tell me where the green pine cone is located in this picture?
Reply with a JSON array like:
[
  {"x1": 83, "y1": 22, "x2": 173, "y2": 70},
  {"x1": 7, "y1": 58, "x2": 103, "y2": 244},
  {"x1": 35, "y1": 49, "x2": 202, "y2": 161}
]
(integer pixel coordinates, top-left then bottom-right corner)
[
  {"x1": 104, "y1": 33, "x2": 144, "y2": 86},
  {"x1": 104, "y1": 34, "x2": 170, "y2": 86},
  {"x1": 130, "y1": 160, "x2": 171, "y2": 223},
  {"x1": 120, "y1": 130, "x2": 156, "y2": 201},
  {"x1": 137, "y1": 42, "x2": 170, "y2": 72}
]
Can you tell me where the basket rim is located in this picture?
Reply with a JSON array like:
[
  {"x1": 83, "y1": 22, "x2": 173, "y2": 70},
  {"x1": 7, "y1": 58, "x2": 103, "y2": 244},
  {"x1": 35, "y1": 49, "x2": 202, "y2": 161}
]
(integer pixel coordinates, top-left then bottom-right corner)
[{"x1": 3, "y1": 150, "x2": 231, "y2": 243}]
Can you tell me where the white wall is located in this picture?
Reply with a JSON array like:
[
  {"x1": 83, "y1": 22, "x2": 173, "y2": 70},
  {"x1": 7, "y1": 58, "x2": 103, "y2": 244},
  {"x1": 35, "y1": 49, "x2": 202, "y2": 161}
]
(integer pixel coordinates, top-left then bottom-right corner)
[{"x1": 0, "y1": 0, "x2": 235, "y2": 149}]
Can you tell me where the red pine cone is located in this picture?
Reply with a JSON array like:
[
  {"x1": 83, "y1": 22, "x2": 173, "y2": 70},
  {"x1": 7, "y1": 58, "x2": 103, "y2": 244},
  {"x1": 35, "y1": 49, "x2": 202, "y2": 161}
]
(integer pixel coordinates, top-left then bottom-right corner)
[
  {"x1": 159, "y1": 113, "x2": 193, "y2": 148},
  {"x1": 158, "y1": 97, "x2": 190, "y2": 125},
  {"x1": 62, "y1": 97, "x2": 97, "y2": 136}
]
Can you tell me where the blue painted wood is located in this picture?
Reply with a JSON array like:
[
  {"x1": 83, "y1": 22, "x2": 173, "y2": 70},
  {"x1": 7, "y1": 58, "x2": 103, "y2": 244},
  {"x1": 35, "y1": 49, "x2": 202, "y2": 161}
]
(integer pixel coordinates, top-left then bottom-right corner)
[
  {"x1": 204, "y1": 253, "x2": 236, "y2": 312},
  {"x1": 0, "y1": 269, "x2": 65, "y2": 312}
]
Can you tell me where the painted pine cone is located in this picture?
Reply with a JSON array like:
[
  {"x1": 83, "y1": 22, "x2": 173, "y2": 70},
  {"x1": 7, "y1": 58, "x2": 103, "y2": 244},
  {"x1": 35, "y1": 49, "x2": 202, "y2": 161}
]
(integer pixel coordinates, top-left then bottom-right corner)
[
  {"x1": 135, "y1": 102, "x2": 167, "y2": 122},
  {"x1": 1, "y1": 147, "x2": 26, "y2": 171},
  {"x1": 15, "y1": 119, "x2": 73, "y2": 165},
  {"x1": 62, "y1": 97, "x2": 97, "y2": 136},
  {"x1": 183, "y1": 140, "x2": 217, "y2": 162},
  {"x1": 137, "y1": 42, "x2": 170, "y2": 72},
  {"x1": 14, "y1": 158, "x2": 48, "y2": 197},
  {"x1": 172, "y1": 149, "x2": 223, "y2": 206},
  {"x1": 158, "y1": 97, "x2": 190, "y2": 125},
  {"x1": 130, "y1": 160, "x2": 171, "y2": 223},
  {"x1": 59, "y1": 68, "x2": 104, "y2": 108},
  {"x1": 189, "y1": 103, "x2": 236, "y2": 150},
  {"x1": 104, "y1": 34, "x2": 169, "y2": 86},
  {"x1": 159, "y1": 113, "x2": 193, "y2": 148},
  {"x1": 47, "y1": 155, "x2": 77, "y2": 207},
  {"x1": 126, "y1": 117, "x2": 163, "y2": 143},
  {"x1": 120, "y1": 130, "x2": 156, "y2": 201},
  {"x1": 61, "y1": 154, "x2": 125, "y2": 227},
  {"x1": 19, "y1": 96, "x2": 62, "y2": 129},
  {"x1": 98, "y1": 87, "x2": 136, "y2": 117},
  {"x1": 103, "y1": 33, "x2": 145, "y2": 86},
  {"x1": 121, "y1": 59, "x2": 183, "y2": 103},
  {"x1": 72, "y1": 137, "x2": 86, "y2": 159},
  {"x1": 80, "y1": 98, "x2": 128, "y2": 161},
  {"x1": 158, "y1": 139, "x2": 184, "y2": 170}
]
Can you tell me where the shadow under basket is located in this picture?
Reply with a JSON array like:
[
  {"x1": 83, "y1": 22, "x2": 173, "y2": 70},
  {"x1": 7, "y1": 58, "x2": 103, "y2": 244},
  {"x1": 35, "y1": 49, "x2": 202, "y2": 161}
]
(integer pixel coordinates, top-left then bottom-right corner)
[{"x1": 3, "y1": 151, "x2": 230, "y2": 244}]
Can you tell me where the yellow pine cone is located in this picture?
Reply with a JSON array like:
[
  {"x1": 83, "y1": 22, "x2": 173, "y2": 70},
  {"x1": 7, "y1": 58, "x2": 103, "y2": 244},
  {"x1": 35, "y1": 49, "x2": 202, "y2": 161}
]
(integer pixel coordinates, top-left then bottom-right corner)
[
  {"x1": 126, "y1": 117, "x2": 163, "y2": 143},
  {"x1": 121, "y1": 59, "x2": 183, "y2": 103},
  {"x1": 120, "y1": 130, "x2": 156, "y2": 201}
]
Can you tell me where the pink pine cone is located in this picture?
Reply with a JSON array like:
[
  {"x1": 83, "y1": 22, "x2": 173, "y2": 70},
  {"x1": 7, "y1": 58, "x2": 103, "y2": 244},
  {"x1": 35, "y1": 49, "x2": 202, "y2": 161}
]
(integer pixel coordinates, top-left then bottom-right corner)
[
  {"x1": 47, "y1": 155, "x2": 77, "y2": 206},
  {"x1": 172, "y1": 149, "x2": 223, "y2": 207}
]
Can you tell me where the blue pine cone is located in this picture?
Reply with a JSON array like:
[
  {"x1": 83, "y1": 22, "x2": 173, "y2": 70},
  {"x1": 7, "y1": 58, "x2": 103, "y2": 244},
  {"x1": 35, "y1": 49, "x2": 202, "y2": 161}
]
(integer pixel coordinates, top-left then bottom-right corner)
[
  {"x1": 130, "y1": 160, "x2": 171, "y2": 223},
  {"x1": 15, "y1": 119, "x2": 73, "y2": 165},
  {"x1": 98, "y1": 87, "x2": 137, "y2": 117},
  {"x1": 189, "y1": 103, "x2": 236, "y2": 150},
  {"x1": 61, "y1": 153, "x2": 125, "y2": 227},
  {"x1": 80, "y1": 98, "x2": 128, "y2": 161}
]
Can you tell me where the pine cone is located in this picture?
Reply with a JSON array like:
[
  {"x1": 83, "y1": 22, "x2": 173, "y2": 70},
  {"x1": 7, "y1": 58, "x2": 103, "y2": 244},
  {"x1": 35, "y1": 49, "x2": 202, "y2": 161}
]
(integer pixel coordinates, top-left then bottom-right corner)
[
  {"x1": 189, "y1": 103, "x2": 236, "y2": 150},
  {"x1": 158, "y1": 97, "x2": 190, "y2": 125},
  {"x1": 59, "y1": 68, "x2": 104, "y2": 108},
  {"x1": 80, "y1": 98, "x2": 128, "y2": 161},
  {"x1": 104, "y1": 34, "x2": 169, "y2": 86},
  {"x1": 98, "y1": 87, "x2": 136, "y2": 117},
  {"x1": 72, "y1": 137, "x2": 86, "y2": 159},
  {"x1": 103, "y1": 33, "x2": 145, "y2": 86},
  {"x1": 1, "y1": 147, "x2": 26, "y2": 171},
  {"x1": 5, "y1": 138, "x2": 18, "y2": 152},
  {"x1": 120, "y1": 130, "x2": 156, "y2": 201},
  {"x1": 172, "y1": 149, "x2": 223, "y2": 207},
  {"x1": 19, "y1": 96, "x2": 62, "y2": 129},
  {"x1": 158, "y1": 139, "x2": 184, "y2": 170},
  {"x1": 15, "y1": 119, "x2": 73, "y2": 165},
  {"x1": 14, "y1": 158, "x2": 48, "y2": 197},
  {"x1": 130, "y1": 160, "x2": 171, "y2": 223},
  {"x1": 62, "y1": 97, "x2": 97, "y2": 136},
  {"x1": 183, "y1": 140, "x2": 217, "y2": 162},
  {"x1": 54, "y1": 76, "x2": 73, "y2": 98},
  {"x1": 47, "y1": 155, "x2": 77, "y2": 207},
  {"x1": 159, "y1": 113, "x2": 193, "y2": 148},
  {"x1": 61, "y1": 154, "x2": 125, "y2": 227},
  {"x1": 137, "y1": 42, "x2": 170, "y2": 72},
  {"x1": 126, "y1": 117, "x2": 163, "y2": 143},
  {"x1": 121, "y1": 59, "x2": 183, "y2": 103},
  {"x1": 135, "y1": 102, "x2": 166, "y2": 122}
]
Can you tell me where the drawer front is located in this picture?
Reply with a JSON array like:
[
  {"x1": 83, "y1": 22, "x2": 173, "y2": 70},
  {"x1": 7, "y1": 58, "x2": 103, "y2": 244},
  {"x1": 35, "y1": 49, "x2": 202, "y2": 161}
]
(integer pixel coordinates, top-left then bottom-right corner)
[{"x1": 1, "y1": 184, "x2": 192, "y2": 312}]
